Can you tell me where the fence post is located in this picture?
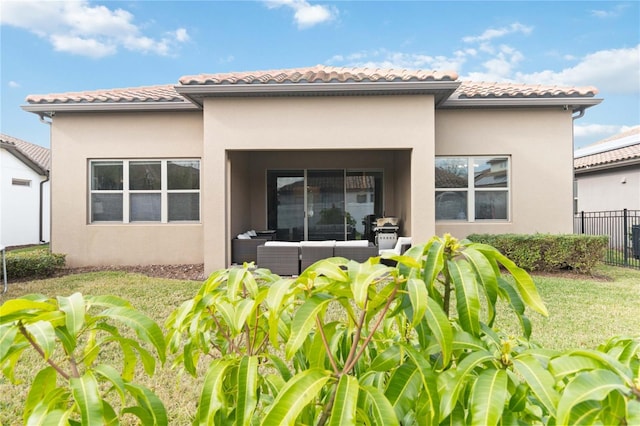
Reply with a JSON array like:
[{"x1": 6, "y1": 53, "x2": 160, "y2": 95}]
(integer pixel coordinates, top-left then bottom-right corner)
[
  {"x1": 623, "y1": 208, "x2": 628, "y2": 266},
  {"x1": 580, "y1": 211, "x2": 585, "y2": 234}
]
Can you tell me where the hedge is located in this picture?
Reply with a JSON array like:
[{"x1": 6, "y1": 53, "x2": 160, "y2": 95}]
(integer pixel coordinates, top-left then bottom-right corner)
[
  {"x1": 1, "y1": 249, "x2": 66, "y2": 280},
  {"x1": 466, "y1": 233, "x2": 608, "y2": 273}
]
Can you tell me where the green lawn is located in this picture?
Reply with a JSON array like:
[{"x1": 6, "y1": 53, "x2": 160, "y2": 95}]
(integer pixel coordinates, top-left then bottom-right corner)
[{"x1": 1, "y1": 265, "x2": 638, "y2": 424}]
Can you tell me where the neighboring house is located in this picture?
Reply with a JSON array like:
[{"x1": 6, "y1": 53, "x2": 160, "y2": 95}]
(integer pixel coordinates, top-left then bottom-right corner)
[
  {"x1": 0, "y1": 133, "x2": 51, "y2": 247},
  {"x1": 21, "y1": 65, "x2": 601, "y2": 273},
  {"x1": 574, "y1": 126, "x2": 640, "y2": 212}
]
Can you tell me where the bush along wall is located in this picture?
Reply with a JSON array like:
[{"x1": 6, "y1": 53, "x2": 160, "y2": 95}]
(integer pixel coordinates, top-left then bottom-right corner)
[
  {"x1": 466, "y1": 233, "x2": 608, "y2": 273},
  {"x1": 2, "y1": 249, "x2": 66, "y2": 279}
]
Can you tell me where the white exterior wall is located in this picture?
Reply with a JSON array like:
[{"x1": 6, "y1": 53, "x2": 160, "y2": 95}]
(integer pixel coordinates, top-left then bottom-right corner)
[
  {"x1": 0, "y1": 147, "x2": 49, "y2": 247},
  {"x1": 575, "y1": 166, "x2": 640, "y2": 211}
]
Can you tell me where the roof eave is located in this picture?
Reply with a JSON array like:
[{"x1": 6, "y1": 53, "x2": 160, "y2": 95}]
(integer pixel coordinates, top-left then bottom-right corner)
[
  {"x1": 574, "y1": 157, "x2": 640, "y2": 174},
  {"x1": 21, "y1": 101, "x2": 199, "y2": 117},
  {"x1": 0, "y1": 141, "x2": 48, "y2": 175},
  {"x1": 175, "y1": 81, "x2": 462, "y2": 107},
  {"x1": 440, "y1": 97, "x2": 602, "y2": 112}
]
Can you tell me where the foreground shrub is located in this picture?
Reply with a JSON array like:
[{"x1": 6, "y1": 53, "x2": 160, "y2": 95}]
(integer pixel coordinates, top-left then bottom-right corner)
[
  {"x1": 165, "y1": 234, "x2": 639, "y2": 425},
  {"x1": 2, "y1": 249, "x2": 66, "y2": 279},
  {"x1": 467, "y1": 233, "x2": 608, "y2": 273},
  {"x1": 0, "y1": 293, "x2": 167, "y2": 424},
  {"x1": 2, "y1": 234, "x2": 638, "y2": 425}
]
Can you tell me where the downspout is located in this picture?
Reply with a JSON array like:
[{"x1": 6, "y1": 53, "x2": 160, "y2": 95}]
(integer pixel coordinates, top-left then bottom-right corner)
[
  {"x1": 572, "y1": 107, "x2": 585, "y2": 121},
  {"x1": 38, "y1": 112, "x2": 53, "y2": 244},
  {"x1": 39, "y1": 172, "x2": 50, "y2": 243}
]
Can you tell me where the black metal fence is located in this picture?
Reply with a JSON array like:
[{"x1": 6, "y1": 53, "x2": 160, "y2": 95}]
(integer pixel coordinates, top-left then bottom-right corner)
[{"x1": 574, "y1": 209, "x2": 640, "y2": 269}]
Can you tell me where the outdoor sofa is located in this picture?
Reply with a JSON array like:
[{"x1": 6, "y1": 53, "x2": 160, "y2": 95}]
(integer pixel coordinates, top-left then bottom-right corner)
[{"x1": 256, "y1": 240, "x2": 378, "y2": 276}]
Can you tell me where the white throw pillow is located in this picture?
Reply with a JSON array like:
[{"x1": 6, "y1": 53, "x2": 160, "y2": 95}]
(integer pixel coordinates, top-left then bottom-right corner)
[{"x1": 237, "y1": 233, "x2": 251, "y2": 240}]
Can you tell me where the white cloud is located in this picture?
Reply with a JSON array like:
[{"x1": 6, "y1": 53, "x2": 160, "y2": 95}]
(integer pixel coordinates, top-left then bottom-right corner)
[
  {"x1": 8, "y1": 81, "x2": 20, "y2": 88},
  {"x1": 462, "y1": 22, "x2": 532, "y2": 43},
  {"x1": 0, "y1": 0, "x2": 189, "y2": 58},
  {"x1": 574, "y1": 123, "x2": 637, "y2": 147},
  {"x1": 590, "y1": 4, "x2": 630, "y2": 18},
  {"x1": 326, "y1": 48, "x2": 466, "y2": 71},
  {"x1": 514, "y1": 45, "x2": 640, "y2": 93},
  {"x1": 264, "y1": 0, "x2": 336, "y2": 29}
]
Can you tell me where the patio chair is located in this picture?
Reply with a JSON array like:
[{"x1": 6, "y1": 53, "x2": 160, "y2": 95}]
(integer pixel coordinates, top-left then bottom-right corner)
[
  {"x1": 300, "y1": 241, "x2": 336, "y2": 272},
  {"x1": 379, "y1": 237, "x2": 412, "y2": 266},
  {"x1": 257, "y1": 242, "x2": 300, "y2": 276},
  {"x1": 334, "y1": 240, "x2": 378, "y2": 263},
  {"x1": 232, "y1": 237, "x2": 268, "y2": 264}
]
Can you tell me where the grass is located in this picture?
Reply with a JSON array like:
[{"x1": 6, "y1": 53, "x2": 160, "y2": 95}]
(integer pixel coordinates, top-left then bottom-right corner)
[
  {"x1": 1, "y1": 265, "x2": 639, "y2": 424},
  {"x1": 5, "y1": 243, "x2": 50, "y2": 254}
]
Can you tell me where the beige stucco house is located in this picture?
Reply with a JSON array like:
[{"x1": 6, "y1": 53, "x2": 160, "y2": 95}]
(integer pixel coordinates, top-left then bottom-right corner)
[{"x1": 22, "y1": 65, "x2": 601, "y2": 274}]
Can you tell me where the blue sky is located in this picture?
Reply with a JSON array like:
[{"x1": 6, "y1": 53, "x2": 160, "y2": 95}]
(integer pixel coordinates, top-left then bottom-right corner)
[{"x1": 1, "y1": 0, "x2": 638, "y2": 149}]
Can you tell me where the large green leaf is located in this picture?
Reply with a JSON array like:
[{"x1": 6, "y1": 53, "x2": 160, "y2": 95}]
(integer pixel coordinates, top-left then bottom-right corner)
[
  {"x1": 385, "y1": 362, "x2": 423, "y2": 419},
  {"x1": 513, "y1": 354, "x2": 560, "y2": 417},
  {"x1": 422, "y1": 240, "x2": 444, "y2": 299},
  {"x1": 424, "y1": 296, "x2": 453, "y2": 367},
  {"x1": 70, "y1": 372, "x2": 104, "y2": 426},
  {"x1": 23, "y1": 366, "x2": 58, "y2": 423},
  {"x1": 97, "y1": 307, "x2": 166, "y2": 363},
  {"x1": 197, "y1": 359, "x2": 233, "y2": 425},
  {"x1": 260, "y1": 368, "x2": 331, "y2": 425},
  {"x1": 236, "y1": 356, "x2": 258, "y2": 426},
  {"x1": 285, "y1": 294, "x2": 332, "y2": 359},
  {"x1": 469, "y1": 368, "x2": 507, "y2": 426},
  {"x1": 329, "y1": 374, "x2": 359, "y2": 426},
  {"x1": 57, "y1": 293, "x2": 85, "y2": 336},
  {"x1": 93, "y1": 364, "x2": 127, "y2": 404},
  {"x1": 438, "y1": 350, "x2": 496, "y2": 419},
  {"x1": 360, "y1": 385, "x2": 400, "y2": 426},
  {"x1": 555, "y1": 369, "x2": 627, "y2": 426},
  {"x1": 25, "y1": 320, "x2": 56, "y2": 361},
  {"x1": 0, "y1": 298, "x2": 55, "y2": 323},
  {"x1": 407, "y1": 278, "x2": 428, "y2": 327},
  {"x1": 0, "y1": 324, "x2": 18, "y2": 361},
  {"x1": 351, "y1": 262, "x2": 391, "y2": 309},
  {"x1": 447, "y1": 260, "x2": 480, "y2": 336},
  {"x1": 124, "y1": 382, "x2": 168, "y2": 426},
  {"x1": 475, "y1": 244, "x2": 548, "y2": 317},
  {"x1": 402, "y1": 345, "x2": 440, "y2": 425},
  {"x1": 369, "y1": 345, "x2": 402, "y2": 372},
  {"x1": 461, "y1": 247, "x2": 498, "y2": 325}
]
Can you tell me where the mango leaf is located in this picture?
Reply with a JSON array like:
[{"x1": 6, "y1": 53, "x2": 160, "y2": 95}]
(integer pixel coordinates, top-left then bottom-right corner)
[
  {"x1": 86, "y1": 294, "x2": 132, "y2": 309},
  {"x1": 328, "y1": 374, "x2": 359, "y2": 426},
  {"x1": 447, "y1": 260, "x2": 480, "y2": 336},
  {"x1": 236, "y1": 356, "x2": 258, "y2": 426},
  {"x1": 474, "y1": 244, "x2": 548, "y2": 317},
  {"x1": 628, "y1": 399, "x2": 640, "y2": 425},
  {"x1": 469, "y1": 368, "x2": 507, "y2": 426},
  {"x1": 560, "y1": 349, "x2": 633, "y2": 386},
  {"x1": 461, "y1": 247, "x2": 498, "y2": 325},
  {"x1": 70, "y1": 372, "x2": 104, "y2": 426},
  {"x1": 351, "y1": 263, "x2": 391, "y2": 309},
  {"x1": 548, "y1": 354, "x2": 603, "y2": 379},
  {"x1": 233, "y1": 299, "x2": 256, "y2": 335},
  {"x1": 0, "y1": 298, "x2": 55, "y2": 323},
  {"x1": 23, "y1": 366, "x2": 58, "y2": 423},
  {"x1": 197, "y1": 359, "x2": 233, "y2": 425},
  {"x1": 370, "y1": 345, "x2": 402, "y2": 372},
  {"x1": 57, "y1": 293, "x2": 85, "y2": 336},
  {"x1": 0, "y1": 324, "x2": 18, "y2": 361},
  {"x1": 385, "y1": 362, "x2": 423, "y2": 419},
  {"x1": 425, "y1": 296, "x2": 453, "y2": 367},
  {"x1": 25, "y1": 320, "x2": 56, "y2": 361},
  {"x1": 97, "y1": 307, "x2": 166, "y2": 363},
  {"x1": 402, "y1": 345, "x2": 440, "y2": 425},
  {"x1": 93, "y1": 364, "x2": 127, "y2": 404},
  {"x1": 360, "y1": 385, "x2": 400, "y2": 426},
  {"x1": 260, "y1": 368, "x2": 331, "y2": 425},
  {"x1": 438, "y1": 350, "x2": 496, "y2": 419},
  {"x1": 555, "y1": 369, "x2": 627, "y2": 426},
  {"x1": 407, "y1": 278, "x2": 428, "y2": 327},
  {"x1": 513, "y1": 354, "x2": 560, "y2": 417},
  {"x1": 124, "y1": 382, "x2": 168, "y2": 426},
  {"x1": 285, "y1": 294, "x2": 332, "y2": 359},
  {"x1": 307, "y1": 258, "x2": 349, "y2": 282}
]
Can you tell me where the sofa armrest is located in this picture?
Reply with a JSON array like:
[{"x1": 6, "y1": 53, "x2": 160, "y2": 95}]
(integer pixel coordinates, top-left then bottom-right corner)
[{"x1": 232, "y1": 238, "x2": 267, "y2": 264}]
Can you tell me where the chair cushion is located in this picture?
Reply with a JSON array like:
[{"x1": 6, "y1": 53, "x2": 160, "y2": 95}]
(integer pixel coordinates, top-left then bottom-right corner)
[{"x1": 335, "y1": 240, "x2": 369, "y2": 247}]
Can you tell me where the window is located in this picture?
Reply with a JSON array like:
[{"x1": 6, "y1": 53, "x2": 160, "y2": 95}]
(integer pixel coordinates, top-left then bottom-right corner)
[
  {"x1": 12, "y1": 178, "x2": 32, "y2": 187},
  {"x1": 90, "y1": 159, "x2": 200, "y2": 223},
  {"x1": 435, "y1": 156, "x2": 509, "y2": 221}
]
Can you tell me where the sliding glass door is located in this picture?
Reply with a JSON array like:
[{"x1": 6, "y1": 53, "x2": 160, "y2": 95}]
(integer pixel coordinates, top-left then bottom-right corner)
[{"x1": 267, "y1": 170, "x2": 382, "y2": 241}]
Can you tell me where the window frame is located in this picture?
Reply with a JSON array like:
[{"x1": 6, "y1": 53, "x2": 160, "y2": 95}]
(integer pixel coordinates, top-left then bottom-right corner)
[
  {"x1": 89, "y1": 159, "x2": 200, "y2": 224},
  {"x1": 435, "y1": 156, "x2": 510, "y2": 222}
]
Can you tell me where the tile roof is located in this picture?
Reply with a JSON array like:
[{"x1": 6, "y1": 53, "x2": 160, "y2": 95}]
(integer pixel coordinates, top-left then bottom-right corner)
[
  {"x1": 0, "y1": 133, "x2": 51, "y2": 172},
  {"x1": 26, "y1": 84, "x2": 185, "y2": 105},
  {"x1": 24, "y1": 65, "x2": 599, "y2": 105},
  {"x1": 179, "y1": 65, "x2": 459, "y2": 85},
  {"x1": 455, "y1": 81, "x2": 598, "y2": 98},
  {"x1": 574, "y1": 127, "x2": 640, "y2": 170}
]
